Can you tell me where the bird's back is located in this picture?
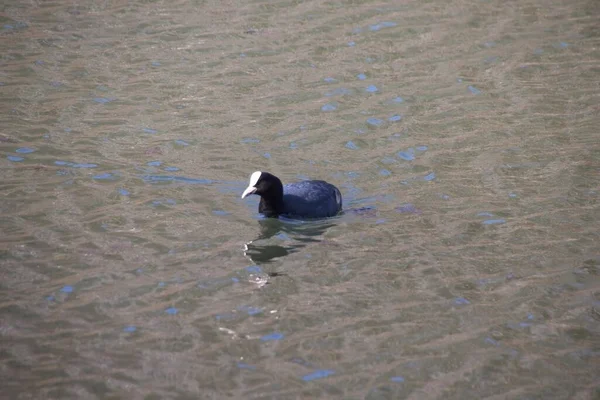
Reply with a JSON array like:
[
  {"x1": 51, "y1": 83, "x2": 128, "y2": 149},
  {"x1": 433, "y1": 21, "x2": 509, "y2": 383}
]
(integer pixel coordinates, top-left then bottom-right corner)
[{"x1": 282, "y1": 180, "x2": 342, "y2": 218}]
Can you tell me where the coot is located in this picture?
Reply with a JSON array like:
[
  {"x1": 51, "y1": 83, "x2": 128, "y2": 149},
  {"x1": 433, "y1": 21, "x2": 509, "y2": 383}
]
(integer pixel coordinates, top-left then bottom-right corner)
[{"x1": 241, "y1": 171, "x2": 342, "y2": 218}]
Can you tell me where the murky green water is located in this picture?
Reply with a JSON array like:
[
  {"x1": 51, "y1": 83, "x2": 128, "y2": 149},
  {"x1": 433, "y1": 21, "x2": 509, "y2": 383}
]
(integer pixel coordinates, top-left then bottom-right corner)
[{"x1": 1, "y1": 0, "x2": 599, "y2": 398}]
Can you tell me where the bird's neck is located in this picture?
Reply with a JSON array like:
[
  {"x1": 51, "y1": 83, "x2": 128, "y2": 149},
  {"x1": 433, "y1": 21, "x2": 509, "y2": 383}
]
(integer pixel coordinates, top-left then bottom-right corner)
[{"x1": 259, "y1": 189, "x2": 285, "y2": 218}]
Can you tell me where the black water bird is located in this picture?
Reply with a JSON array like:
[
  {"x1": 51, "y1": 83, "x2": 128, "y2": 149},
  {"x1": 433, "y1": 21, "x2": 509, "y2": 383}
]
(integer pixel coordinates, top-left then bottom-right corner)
[{"x1": 241, "y1": 171, "x2": 342, "y2": 218}]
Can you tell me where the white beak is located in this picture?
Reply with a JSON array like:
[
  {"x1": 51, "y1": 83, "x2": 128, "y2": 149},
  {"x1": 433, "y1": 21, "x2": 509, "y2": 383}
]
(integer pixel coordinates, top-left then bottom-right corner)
[{"x1": 241, "y1": 186, "x2": 257, "y2": 199}]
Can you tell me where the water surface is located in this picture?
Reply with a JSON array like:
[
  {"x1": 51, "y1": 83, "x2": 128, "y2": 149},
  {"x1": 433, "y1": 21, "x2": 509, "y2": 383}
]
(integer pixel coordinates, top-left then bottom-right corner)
[{"x1": 1, "y1": 0, "x2": 599, "y2": 399}]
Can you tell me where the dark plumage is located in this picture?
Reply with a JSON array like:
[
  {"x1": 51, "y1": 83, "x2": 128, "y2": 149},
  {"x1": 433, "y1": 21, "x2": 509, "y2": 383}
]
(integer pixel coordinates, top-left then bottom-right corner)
[{"x1": 241, "y1": 171, "x2": 342, "y2": 218}]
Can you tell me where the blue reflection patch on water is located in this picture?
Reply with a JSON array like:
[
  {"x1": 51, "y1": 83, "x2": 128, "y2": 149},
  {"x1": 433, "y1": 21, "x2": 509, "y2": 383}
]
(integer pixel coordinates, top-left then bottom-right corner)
[
  {"x1": 379, "y1": 169, "x2": 391, "y2": 176},
  {"x1": 164, "y1": 166, "x2": 180, "y2": 172},
  {"x1": 345, "y1": 141, "x2": 359, "y2": 150},
  {"x1": 367, "y1": 117, "x2": 384, "y2": 126},
  {"x1": 357, "y1": 73, "x2": 367, "y2": 80},
  {"x1": 93, "y1": 172, "x2": 116, "y2": 180},
  {"x1": 55, "y1": 160, "x2": 98, "y2": 168},
  {"x1": 245, "y1": 265, "x2": 262, "y2": 274},
  {"x1": 151, "y1": 61, "x2": 161, "y2": 67},
  {"x1": 241, "y1": 137, "x2": 260, "y2": 144},
  {"x1": 289, "y1": 357, "x2": 313, "y2": 367},
  {"x1": 142, "y1": 128, "x2": 158, "y2": 134},
  {"x1": 16, "y1": 147, "x2": 35, "y2": 154},
  {"x1": 212, "y1": 210, "x2": 229, "y2": 216},
  {"x1": 302, "y1": 369, "x2": 335, "y2": 381},
  {"x1": 454, "y1": 297, "x2": 471, "y2": 305},
  {"x1": 141, "y1": 175, "x2": 212, "y2": 184},
  {"x1": 416, "y1": 145, "x2": 428, "y2": 152},
  {"x1": 174, "y1": 139, "x2": 189, "y2": 146},
  {"x1": 118, "y1": 188, "x2": 130, "y2": 196},
  {"x1": 260, "y1": 332, "x2": 284, "y2": 342},
  {"x1": 483, "y1": 219, "x2": 506, "y2": 225},
  {"x1": 239, "y1": 305, "x2": 262, "y2": 316},
  {"x1": 237, "y1": 362, "x2": 256, "y2": 370},
  {"x1": 468, "y1": 85, "x2": 482, "y2": 95},
  {"x1": 153, "y1": 199, "x2": 176, "y2": 206},
  {"x1": 74, "y1": 163, "x2": 98, "y2": 168},
  {"x1": 397, "y1": 148, "x2": 415, "y2": 161},
  {"x1": 147, "y1": 160, "x2": 162, "y2": 167},
  {"x1": 321, "y1": 102, "x2": 338, "y2": 112},
  {"x1": 423, "y1": 172, "x2": 436, "y2": 181},
  {"x1": 323, "y1": 77, "x2": 336, "y2": 83},
  {"x1": 348, "y1": 41, "x2": 356, "y2": 47},
  {"x1": 93, "y1": 97, "x2": 115, "y2": 104},
  {"x1": 388, "y1": 114, "x2": 402, "y2": 122},
  {"x1": 369, "y1": 21, "x2": 397, "y2": 31},
  {"x1": 123, "y1": 326, "x2": 137, "y2": 333},
  {"x1": 61, "y1": 285, "x2": 74, "y2": 293},
  {"x1": 390, "y1": 376, "x2": 405, "y2": 383},
  {"x1": 7, "y1": 155, "x2": 24, "y2": 162},
  {"x1": 365, "y1": 85, "x2": 378, "y2": 93},
  {"x1": 165, "y1": 307, "x2": 178, "y2": 315},
  {"x1": 484, "y1": 337, "x2": 499, "y2": 346},
  {"x1": 325, "y1": 87, "x2": 353, "y2": 97},
  {"x1": 506, "y1": 322, "x2": 527, "y2": 331},
  {"x1": 395, "y1": 203, "x2": 422, "y2": 214}
]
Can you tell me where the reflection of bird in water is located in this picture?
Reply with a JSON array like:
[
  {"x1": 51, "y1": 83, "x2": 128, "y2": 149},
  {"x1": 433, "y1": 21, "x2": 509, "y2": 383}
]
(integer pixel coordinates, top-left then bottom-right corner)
[
  {"x1": 243, "y1": 240, "x2": 291, "y2": 264},
  {"x1": 243, "y1": 217, "x2": 337, "y2": 264}
]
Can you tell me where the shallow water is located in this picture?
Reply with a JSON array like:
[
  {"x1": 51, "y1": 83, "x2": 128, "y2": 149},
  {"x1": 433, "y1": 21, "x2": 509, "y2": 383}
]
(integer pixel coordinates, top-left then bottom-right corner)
[{"x1": 1, "y1": 0, "x2": 599, "y2": 398}]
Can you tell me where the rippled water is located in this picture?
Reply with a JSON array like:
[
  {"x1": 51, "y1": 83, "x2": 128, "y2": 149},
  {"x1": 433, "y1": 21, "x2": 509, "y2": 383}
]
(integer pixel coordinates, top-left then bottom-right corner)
[{"x1": 1, "y1": 0, "x2": 599, "y2": 398}]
